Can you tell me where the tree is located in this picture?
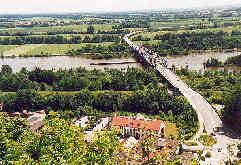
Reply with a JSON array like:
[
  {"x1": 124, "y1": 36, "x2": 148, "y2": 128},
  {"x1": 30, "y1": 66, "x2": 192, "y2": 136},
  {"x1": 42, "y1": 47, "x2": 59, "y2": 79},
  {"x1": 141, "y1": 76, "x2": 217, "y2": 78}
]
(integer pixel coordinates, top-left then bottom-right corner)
[
  {"x1": 15, "y1": 89, "x2": 46, "y2": 111},
  {"x1": 1, "y1": 65, "x2": 12, "y2": 74},
  {"x1": 87, "y1": 26, "x2": 95, "y2": 34},
  {"x1": 0, "y1": 113, "x2": 122, "y2": 164}
]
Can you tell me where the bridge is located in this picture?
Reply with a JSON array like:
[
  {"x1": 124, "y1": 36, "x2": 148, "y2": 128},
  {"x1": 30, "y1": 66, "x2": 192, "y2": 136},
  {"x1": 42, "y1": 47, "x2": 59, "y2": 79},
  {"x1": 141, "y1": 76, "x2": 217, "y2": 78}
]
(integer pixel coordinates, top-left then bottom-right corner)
[{"x1": 123, "y1": 31, "x2": 222, "y2": 137}]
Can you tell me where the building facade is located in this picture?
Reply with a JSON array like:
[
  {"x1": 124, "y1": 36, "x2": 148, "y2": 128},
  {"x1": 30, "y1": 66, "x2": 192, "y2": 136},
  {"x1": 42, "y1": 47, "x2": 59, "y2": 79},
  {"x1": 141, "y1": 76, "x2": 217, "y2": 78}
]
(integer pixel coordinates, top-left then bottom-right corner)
[{"x1": 111, "y1": 114, "x2": 165, "y2": 139}]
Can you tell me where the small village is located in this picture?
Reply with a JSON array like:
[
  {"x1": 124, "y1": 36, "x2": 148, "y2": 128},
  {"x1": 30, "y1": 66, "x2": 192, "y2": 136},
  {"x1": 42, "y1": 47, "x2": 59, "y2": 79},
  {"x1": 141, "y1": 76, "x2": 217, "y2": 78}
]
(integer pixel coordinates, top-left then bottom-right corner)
[{"x1": 2, "y1": 107, "x2": 208, "y2": 164}]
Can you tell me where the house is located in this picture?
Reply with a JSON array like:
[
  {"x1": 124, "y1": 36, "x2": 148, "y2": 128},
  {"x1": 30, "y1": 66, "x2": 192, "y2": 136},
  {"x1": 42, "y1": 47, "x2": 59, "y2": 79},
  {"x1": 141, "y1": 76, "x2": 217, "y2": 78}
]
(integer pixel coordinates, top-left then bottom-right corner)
[{"x1": 111, "y1": 114, "x2": 165, "y2": 139}]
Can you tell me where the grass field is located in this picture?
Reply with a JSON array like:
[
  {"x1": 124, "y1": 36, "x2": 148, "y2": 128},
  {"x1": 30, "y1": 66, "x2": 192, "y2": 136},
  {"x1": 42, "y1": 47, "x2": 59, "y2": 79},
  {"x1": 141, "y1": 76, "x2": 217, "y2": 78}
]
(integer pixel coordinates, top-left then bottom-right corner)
[
  {"x1": 4, "y1": 24, "x2": 116, "y2": 34},
  {"x1": 0, "y1": 43, "x2": 114, "y2": 56},
  {"x1": 164, "y1": 122, "x2": 179, "y2": 139},
  {"x1": 2, "y1": 45, "x2": 43, "y2": 56},
  {"x1": 150, "y1": 16, "x2": 241, "y2": 30},
  {"x1": 0, "y1": 45, "x2": 20, "y2": 55}
]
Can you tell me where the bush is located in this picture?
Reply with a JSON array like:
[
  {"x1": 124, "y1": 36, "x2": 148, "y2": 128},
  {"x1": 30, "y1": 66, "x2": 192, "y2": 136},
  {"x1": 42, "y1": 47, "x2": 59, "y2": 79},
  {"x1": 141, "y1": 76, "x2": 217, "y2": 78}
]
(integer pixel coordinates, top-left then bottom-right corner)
[{"x1": 198, "y1": 135, "x2": 217, "y2": 146}]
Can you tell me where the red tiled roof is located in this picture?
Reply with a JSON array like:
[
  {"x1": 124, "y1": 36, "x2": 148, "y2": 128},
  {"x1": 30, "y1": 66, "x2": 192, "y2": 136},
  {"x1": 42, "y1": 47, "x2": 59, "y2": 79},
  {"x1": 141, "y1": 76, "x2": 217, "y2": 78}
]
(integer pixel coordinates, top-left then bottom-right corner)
[{"x1": 111, "y1": 116, "x2": 164, "y2": 131}]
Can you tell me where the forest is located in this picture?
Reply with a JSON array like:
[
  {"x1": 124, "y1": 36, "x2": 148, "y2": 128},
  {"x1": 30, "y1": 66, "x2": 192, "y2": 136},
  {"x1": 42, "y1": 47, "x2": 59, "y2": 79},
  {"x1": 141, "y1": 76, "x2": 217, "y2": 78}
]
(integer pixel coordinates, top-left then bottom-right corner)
[
  {"x1": 0, "y1": 66, "x2": 198, "y2": 138},
  {"x1": 0, "y1": 29, "x2": 130, "y2": 36},
  {"x1": 0, "y1": 65, "x2": 159, "y2": 92},
  {"x1": 138, "y1": 31, "x2": 241, "y2": 55},
  {"x1": 67, "y1": 43, "x2": 131, "y2": 59},
  {"x1": 0, "y1": 34, "x2": 120, "y2": 45}
]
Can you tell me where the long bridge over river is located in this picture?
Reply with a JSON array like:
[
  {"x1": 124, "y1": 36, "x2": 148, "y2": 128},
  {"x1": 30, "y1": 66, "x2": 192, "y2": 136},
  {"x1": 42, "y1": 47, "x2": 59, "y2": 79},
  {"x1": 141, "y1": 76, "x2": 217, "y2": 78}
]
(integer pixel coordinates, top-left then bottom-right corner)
[{"x1": 123, "y1": 31, "x2": 222, "y2": 137}]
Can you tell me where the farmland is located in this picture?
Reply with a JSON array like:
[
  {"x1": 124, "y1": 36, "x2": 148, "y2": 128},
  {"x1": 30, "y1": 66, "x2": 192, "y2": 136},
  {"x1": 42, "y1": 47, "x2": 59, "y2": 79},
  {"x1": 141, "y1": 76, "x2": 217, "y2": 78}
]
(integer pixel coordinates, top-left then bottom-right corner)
[
  {"x1": 0, "y1": 45, "x2": 20, "y2": 55},
  {"x1": 2, "y1": 24, "x2": 116, "y2": 34},
  {"x1": 0, "y1": 43, "x2": 114, "y2": 56}
]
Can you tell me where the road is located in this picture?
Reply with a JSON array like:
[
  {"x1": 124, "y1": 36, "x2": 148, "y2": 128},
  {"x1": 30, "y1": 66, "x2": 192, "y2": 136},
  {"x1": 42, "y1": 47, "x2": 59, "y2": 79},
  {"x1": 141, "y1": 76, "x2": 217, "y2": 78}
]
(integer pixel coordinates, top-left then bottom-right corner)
[
  {"x1": 123, "y1": 32, "x2": 241, "y2": 164},
  {"x1": 124, "y1": 32, "x2": 221, "y2": 134},
  {"x1": 157, "y1": 65, "x2": 219, "y2": 137}
]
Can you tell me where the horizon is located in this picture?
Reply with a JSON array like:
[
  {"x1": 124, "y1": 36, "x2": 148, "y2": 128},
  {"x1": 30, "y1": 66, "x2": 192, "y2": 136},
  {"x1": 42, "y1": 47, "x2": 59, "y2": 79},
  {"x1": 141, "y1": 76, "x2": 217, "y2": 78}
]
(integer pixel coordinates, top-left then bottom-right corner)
[{"x1": 0, "y1": 0, "x2": 240, "y2": 14}]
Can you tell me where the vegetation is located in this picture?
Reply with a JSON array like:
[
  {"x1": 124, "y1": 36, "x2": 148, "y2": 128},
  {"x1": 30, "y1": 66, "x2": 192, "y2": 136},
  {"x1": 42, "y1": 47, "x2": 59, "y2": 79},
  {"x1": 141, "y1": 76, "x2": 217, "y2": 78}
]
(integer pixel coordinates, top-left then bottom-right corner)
[
  {"x1": 198, "y1": 135, "x2": 217, "y2": 146},
  {"x1": 68, "y1": 43, "x2": 132, "y2": 59},
  {"x1": 203, "y1": 54, "x2": 241, "y2": 67},
  {"x1": 183, "y1": 141, "x2": 198, "y2": 146},
  {"x1": 0, "y1": 42, "x2": 131, "y2": 58},
  {"x1": 0, "y1": 87, "x2": 198, "y2": 138},
  {"x1": 175, "y1": 67, "x2": 241, "y2": 104},
  {"x1": 0, "y1": 24, "x2": 116, "y2": 35},
  {"x1": 113, "y1": 20, "x2": 150, "y2": 29},
  {"x1": 0, "y1": 112, "x2": 122, "y2": 164},
  {"x1": 0, "y1": 66, "x2": 160, "y2": 92},
  {"x1": 224, "y1": 54, "x2": 241, "y2": 66},
  {"x1": 223, "y1": 84, "x2": 241, "y2": 133},
  {"x1": 0, "y1": 34, "x2": 120, "y2": 45},
  {"x1": 175, "y1": 68, "x2": 241, "y2": 133},
  {"x1": 0, "y1": 65, "x2": 198, "y2": 138},
  {"x1": 203, "y1": 58, "x2": 223, "y2": 67},
  {"x1": 0, "y1": 43, "x2": 118, "y2": 57},
  {"x1": 133, "y1": 31, "x2": 241, "y2": 55},
  {"x1": 1, "y1": 9, "x2": 240, "y2": 164}
]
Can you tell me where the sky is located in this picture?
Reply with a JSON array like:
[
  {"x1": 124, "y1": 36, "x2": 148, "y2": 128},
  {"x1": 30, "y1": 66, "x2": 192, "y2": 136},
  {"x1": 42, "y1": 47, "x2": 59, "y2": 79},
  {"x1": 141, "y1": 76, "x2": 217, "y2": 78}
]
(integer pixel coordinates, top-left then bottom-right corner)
[{"x1": 0, "y1": 0, "x2": 240, "y2": 14}]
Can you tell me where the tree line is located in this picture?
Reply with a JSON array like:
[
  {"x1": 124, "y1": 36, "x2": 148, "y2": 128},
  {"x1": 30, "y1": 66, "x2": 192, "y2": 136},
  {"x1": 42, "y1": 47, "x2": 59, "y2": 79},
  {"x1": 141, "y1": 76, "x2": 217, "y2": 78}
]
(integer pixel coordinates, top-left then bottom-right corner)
[
  {"x1": 0, "y1": 25, "x2": 130, "y2": 36},
  {"x1": 0, "y1": 34, "x2": 120, "y2": 45},
  {"x1": 68, "y1": 43, "x2": 132, "y2": 59},
  {"x1": 0, "y1": 66, "x2": 198, "y2": 137},
  {"x1": 138, "y1": 31, "x2": 241, "y2": 55},
  {"x1": 203, "y1": 54, "x2": 241, "y2": 67},
  {"x1": 0, "y1": 65, "x2": 160, "y2": 92},
  {"x1": 0, "y1": 87, "x2": 198, "y2": 138}
]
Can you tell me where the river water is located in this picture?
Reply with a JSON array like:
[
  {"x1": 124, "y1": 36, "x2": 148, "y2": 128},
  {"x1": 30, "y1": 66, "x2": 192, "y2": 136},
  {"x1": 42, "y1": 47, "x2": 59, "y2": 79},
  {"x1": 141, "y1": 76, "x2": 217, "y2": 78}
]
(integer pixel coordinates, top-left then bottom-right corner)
[
  {"x1": 167, "y1": 52, "x2": 241, "y2": 72},
  {"x1": 0, "y1": 56, "x2": 142, "y2": 72},
  {"x1": 0, "y1": 52, "x2": 240, "y2": 72}
]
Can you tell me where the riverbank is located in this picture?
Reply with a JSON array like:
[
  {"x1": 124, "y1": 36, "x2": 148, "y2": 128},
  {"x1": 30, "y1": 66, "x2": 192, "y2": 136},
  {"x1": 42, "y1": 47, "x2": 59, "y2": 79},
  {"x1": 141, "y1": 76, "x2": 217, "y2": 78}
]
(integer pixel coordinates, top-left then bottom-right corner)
[{"x1": 203, "y1": 54, "x2": 241, "y2": 72}]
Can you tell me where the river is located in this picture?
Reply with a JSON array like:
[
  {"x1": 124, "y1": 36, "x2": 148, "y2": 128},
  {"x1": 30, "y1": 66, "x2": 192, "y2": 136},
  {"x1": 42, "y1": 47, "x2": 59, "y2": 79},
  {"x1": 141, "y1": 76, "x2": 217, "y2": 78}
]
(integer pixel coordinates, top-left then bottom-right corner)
[
  {"x1": 167, "y1": 52, "x2": 241, "y2": 72},
  {"x1": 0, "y1": 52, "x2": 240, "y2": 72},
  {"x1": 0, "y1": 56, "x2": 142, "y2": 72}
]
